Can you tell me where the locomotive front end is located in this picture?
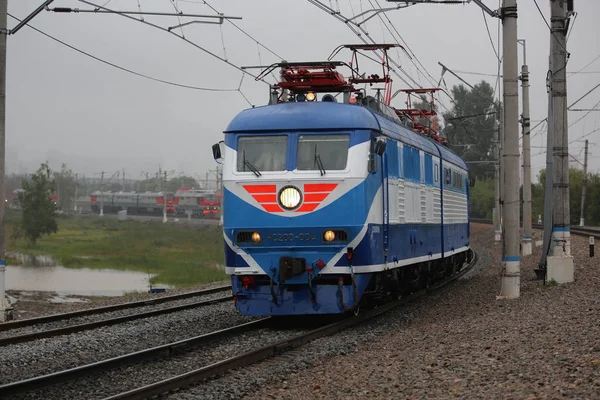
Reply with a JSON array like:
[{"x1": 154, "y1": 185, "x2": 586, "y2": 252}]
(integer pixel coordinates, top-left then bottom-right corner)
[{"x1": 214, "y1": 102, "x2": 384, "y2": 316}]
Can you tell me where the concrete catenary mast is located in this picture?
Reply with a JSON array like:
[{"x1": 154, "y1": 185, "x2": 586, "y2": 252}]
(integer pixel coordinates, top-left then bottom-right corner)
[
  {"x1": 0, "y1": 0, "x2": 8, "y2": 321},
  {"x1": 518, "y1": 39, "x2": 533, "y2": 256},
  {"x1": 499, "y1": 104, "x2": 505, "y2": 241},
  {"x1": 579, "y1": 139, "x2": 588, "y2": 227},
  {"x1": 471, "y1": 0, "x2": 520, "y2": 298},
  {"x1": 498, "y1": 0, "x2": 520, "y2": 298},
  {"x1": 546, "y1": 0, "x2": 574, "y2": 284}
]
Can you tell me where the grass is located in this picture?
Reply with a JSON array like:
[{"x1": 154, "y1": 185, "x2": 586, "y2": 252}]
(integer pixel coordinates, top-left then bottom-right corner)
[{"x1": 5, "y1": 210, "x2": 227, "y2": 287}]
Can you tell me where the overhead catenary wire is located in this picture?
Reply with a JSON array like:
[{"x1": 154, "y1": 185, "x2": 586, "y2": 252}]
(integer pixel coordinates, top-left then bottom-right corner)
[
  {"x1": 76, "y1": 0, "x2": 282, "y2": 106},
  {"x1": 455, "y1": 70, "x2": 502, "y2": 78},
  {"x1": 77, "y1": 0, "x2": 273, "y2": 85},
  {"x1": 533, "y1": 0, "x2": 569, "y2": 56},
  {"x1": 201, "y1": 0, "x2": 285, "y2": 61},
  {"x1": 369, "y1": 0, "x2": 438, "y2": 87},
  {"x1": 491, "y1": 0, "x2": 502, "y2": 103},
  {"x1": 481, "y1": 8, "x2": 500, "y2": 62},
  {"x1": 167, "y1": 0, "x2": 184, "y2": 38},
  {"x1": 306, "y1": 0, "x2": 421, "y2": 89},
  {"x1": 6, "y1": 12, "x2": 238, "y2": 92},
  {"x1": 568, "y1": 52, "x2": 600, "y2": 76},
  {"x1": 307, "y1": 0, "x2": 474, "y2": 130}
]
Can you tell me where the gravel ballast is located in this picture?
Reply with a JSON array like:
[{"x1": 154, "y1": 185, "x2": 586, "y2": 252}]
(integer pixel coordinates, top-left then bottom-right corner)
[
  {"x1": 0, "y1": 301, "x2": 259, "y2": 386},
  {"x1": 9, "y1": 325, "x2": 307, "y2": 400},
  {"x1": 0, "y1": 290, "x2": 230, "y2": 340},
  {"x1": 166, "y1": 224, "x2": 599, "y2": 400}
]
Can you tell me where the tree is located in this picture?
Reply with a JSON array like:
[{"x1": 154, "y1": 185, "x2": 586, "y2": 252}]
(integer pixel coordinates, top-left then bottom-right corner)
[
  {"x1": 468, "y1": 177, "x2": 495, "y2": 219},
  {"x1": 137, "y1": 176, "x2": 161, "y2": 192},
  {"x1": 53, "y1": 163, "x2": 76, "y2": 211},
  {"x1": 531, "y1": 167, "x2": 598, "y2": 226},
  {"x1": 442, "y1": 81, "x2": 500, "y2": 181},
  {"x1": 15, "y1": 163, "x2": 58, "y2": 245},
  {"x1": 166, "y1": 176, "x2": 199, "y2": 192}
]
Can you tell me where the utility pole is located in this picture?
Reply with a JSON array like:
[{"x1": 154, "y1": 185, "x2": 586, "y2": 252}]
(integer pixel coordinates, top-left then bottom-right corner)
[
  {"x1": 545, "y1": 0, "x2": 574, "y2": 284},
  {"x1": 163, "y1": 170, "x2": 167, "y2": 223},
  {"x1": 141, "y1": 171, "x2": 150, "y2": 191},
  {"x1": 498, "y1": 0, "x2": 520, "y2": 299},
  {"x1": 579, "y1": 139, "x2": 588, "y2": 226},
  {"x1": 499, "y1": 104, "x2": 505, "y2": 241},
  {"x1": 519, "y1": 39, "x2": 533, "y2": 256},
  {"x1": 494, "y1": 114, "x2": 502, "y2": 242},
  {"x1": 540, "y1": 53, "x2": 554, "y2": 275},
  {"x1": 0, "y1": 0, "x2": 10, "y2": 321},
  {"x1": 122, "y1": 168, "x2": 125, "y2": 191},
  {"x1": 74, "y1": 173, "x2": 78, "y2": 213},
  {"x1": 100, "y1": 171, "x2": 104, "y2": 216}
]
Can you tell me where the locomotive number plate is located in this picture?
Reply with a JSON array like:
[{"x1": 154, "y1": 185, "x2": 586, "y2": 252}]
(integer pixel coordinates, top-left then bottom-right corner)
[{"x1": 267, "y1": 233, "x2": 316, "y2": 242}]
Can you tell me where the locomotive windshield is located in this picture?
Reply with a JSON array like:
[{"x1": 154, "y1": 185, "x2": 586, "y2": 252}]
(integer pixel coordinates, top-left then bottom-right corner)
[
  {"x1": 297, "y1": 134, "x2": 349, "y2": 171},
  {"x1": 236, "y1": 136, "x2": 287, "y2": 172}
]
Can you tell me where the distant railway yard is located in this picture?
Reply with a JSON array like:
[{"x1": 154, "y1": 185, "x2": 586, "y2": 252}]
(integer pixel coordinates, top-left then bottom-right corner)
[{"x1": 0, "y1": 222, "x2": 597, "y2": 399}]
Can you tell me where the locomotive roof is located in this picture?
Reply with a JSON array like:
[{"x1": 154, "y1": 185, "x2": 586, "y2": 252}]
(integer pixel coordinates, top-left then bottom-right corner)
[
  {"x1": 224, "y1": 102, "x2": 467, "y2": 170},
  {"x1": 224, "y1": 102, "x2": 380, "y2": 133}
]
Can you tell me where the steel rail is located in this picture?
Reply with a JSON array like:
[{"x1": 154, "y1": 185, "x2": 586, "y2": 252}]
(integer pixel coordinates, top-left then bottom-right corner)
[
  {"x1": 0, "y1": 295, "x2": 232, "y2": 347},
  {"x1": 0, "y1": 250, "x2": 476, "y2": 398},
  {"x1": 0, "y1": 284, "x2": 231, "y2": 332},
  {"x1": 103, "y1": 249, "x2": 478, "y2": 400},
  {"x1": 0, "y1": 318, "x2": 271, "y2": 397}
]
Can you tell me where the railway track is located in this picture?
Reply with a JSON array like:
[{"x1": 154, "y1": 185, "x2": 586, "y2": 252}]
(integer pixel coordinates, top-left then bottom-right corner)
[
  {"x1": 0, "y1": 285, "x2": 232, "y2": 346},
  {"x1": 469, "y1": 218, "x2": 600, "y2": 239},
  {"x1": 0, "y1": 250, "x2": 477, "y2": 399}
]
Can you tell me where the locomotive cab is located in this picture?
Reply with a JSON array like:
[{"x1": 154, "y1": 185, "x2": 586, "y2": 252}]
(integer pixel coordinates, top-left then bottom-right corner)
[{"x1": 214, "y1": 101, "x2": 394, "y2": 315}]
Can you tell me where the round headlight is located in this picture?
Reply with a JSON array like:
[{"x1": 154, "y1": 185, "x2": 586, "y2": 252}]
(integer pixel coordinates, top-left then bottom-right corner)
[
  {"x1": 306, "y1": 91, "x2": 316, "y2": 102},
  {"x1": 324, "y1": 230, "x2": 335, "y2": 242},
  {"x1": 278, "y1": 186, "x2": 302, "y2": 210},
  {"x1": 251, "y1": 232, "x2": 261, "y2": 243}
]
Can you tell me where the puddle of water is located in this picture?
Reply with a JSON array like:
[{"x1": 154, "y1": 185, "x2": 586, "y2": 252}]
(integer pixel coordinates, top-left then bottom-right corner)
[
  {"x1": 5, "y1": 265, "x2": 168, "y2": 297},
  {"x1": 48, "y1": 296, "x2": 91, "y2": 304}
]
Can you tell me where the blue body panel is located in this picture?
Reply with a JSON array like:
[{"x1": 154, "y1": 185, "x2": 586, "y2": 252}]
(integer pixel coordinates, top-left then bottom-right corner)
[{"x1": 221, "y1": 102, "x2": 470, "y2": 316}]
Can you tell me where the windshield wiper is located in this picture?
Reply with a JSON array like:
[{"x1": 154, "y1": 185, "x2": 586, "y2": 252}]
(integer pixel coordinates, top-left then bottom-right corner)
[
  {"x1": 314, "y1": 145, "x2": 326, "y2": 176},
  {"x1": 243, "y1": 151, "x2": 262, "y2": 177}
]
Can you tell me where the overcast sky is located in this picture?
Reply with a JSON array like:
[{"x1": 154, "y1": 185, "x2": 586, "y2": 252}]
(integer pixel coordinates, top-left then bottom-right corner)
[{"x1": 5, "y1": 0, "x2": 600, "y2": 184}]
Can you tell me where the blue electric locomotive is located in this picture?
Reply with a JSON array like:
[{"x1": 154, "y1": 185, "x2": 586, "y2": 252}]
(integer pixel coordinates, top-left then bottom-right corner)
[{"x1": 212, "y1": 56, "x2": 472, "y2": 316}]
